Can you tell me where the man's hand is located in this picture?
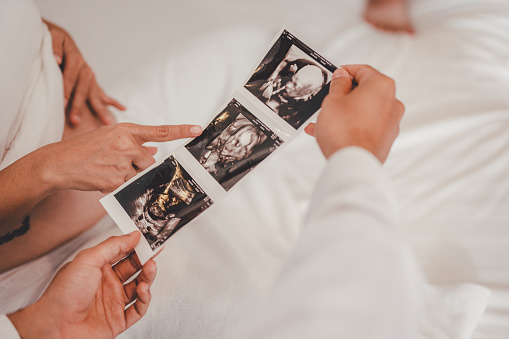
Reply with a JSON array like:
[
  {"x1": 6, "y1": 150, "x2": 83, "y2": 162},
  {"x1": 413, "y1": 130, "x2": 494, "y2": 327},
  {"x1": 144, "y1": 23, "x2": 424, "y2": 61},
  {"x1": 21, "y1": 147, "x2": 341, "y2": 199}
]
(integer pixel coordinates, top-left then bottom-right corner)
[
  {"x1": 40, "y1": 122, "x2": 203, "y2": 193},
  {"x1": 305, "y1": 65, "x2": 404, "y2": 163},
  {"x1": 8, "y1": 232, "x2": 157, "y2": 339},
  {"x1": 43, "y1": 19, "x2": 126, "y2": 126}
]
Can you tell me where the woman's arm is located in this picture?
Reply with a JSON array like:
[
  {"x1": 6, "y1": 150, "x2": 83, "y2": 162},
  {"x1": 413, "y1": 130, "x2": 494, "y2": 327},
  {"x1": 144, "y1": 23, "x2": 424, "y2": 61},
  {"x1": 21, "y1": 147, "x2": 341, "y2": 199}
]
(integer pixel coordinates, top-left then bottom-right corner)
[
  {"x1": 0, "y1": 146, "x2": 56, "y2": 242},
  {"x1": 0, "y1": 123, "x2": 202, "y2": 249}
]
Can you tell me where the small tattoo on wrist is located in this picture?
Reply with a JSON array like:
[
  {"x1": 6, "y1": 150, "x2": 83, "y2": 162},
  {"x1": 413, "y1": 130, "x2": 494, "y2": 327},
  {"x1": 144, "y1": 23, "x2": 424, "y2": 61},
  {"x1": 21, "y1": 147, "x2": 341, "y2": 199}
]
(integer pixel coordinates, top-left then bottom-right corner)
[{"x1": 0, "y1": 216, "x2": 30, "y2": 245}]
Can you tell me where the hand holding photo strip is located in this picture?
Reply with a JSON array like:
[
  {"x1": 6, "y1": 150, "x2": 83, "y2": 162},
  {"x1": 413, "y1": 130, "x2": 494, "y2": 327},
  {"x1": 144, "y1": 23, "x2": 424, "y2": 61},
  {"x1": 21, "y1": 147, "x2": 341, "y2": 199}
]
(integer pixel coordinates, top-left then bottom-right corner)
[{"x1": 101, "y1": 28, "x2": 337, "y2": 264}]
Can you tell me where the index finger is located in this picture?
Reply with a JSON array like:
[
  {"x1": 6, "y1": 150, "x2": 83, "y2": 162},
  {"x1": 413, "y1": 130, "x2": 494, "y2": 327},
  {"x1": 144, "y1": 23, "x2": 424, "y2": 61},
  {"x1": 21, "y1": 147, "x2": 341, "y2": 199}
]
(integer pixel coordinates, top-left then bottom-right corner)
[{"x1": 131, "y1": 124, "x2": 203, "y2": 143}]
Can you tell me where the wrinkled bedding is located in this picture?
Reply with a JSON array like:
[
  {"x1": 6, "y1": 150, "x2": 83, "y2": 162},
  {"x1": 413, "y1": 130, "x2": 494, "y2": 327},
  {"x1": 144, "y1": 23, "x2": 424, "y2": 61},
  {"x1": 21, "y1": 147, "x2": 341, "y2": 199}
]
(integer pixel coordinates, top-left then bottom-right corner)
[
  {"x1": 7, "y1": 0, "x2": 508, "y2": 337},
  {"x1": 106, "y1": 1, "x2": 509, "y2": 338}
]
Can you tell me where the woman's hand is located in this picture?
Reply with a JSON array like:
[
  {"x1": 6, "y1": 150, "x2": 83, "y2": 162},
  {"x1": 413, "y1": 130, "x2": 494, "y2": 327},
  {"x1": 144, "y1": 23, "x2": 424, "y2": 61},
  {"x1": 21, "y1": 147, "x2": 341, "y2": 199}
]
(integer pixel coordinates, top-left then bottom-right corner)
[
  {"x1": 43, "y1": 19, "x2": 125, "y2": 127},
  {"x1": 40, "y1": 123, "x2": 203, "y2": 193}
]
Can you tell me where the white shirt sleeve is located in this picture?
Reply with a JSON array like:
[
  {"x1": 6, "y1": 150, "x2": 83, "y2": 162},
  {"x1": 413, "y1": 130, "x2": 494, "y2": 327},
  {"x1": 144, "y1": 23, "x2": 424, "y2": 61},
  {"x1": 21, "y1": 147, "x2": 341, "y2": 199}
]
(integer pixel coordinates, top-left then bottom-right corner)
[
  {"x1": 233, "y1": 146, "x2": 424, "y2": 339},
  {"x1": 0, "y1": 314, "x2": 21, "y2": 339}
]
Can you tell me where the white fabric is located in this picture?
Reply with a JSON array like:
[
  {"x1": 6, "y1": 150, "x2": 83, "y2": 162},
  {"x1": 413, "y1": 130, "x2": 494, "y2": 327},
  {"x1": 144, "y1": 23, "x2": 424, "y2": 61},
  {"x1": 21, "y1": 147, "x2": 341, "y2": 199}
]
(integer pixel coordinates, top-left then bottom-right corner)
[
  {"x1": 420, "y1": 284, "x2": 491, "y2": 339},
  {"x1": 0, "y1": 0, "x2": 69, "y2": 314},
  {"x1": 1, "y1": 0, "x2": 507, "y2": 338},
  {"x1": 232, "y1": 147, "x2": 424, "y2": 338},
  {"x1": 0, "y1": 0, "x2": 64, "y2": 170},
  {"x1": 0, "y1": 314, "x2": 20, "y2": 339},
  {"x1": 0, "y1": 215, "x2": 119, "y2": 314},
  {"x1": 111, "y1": 3, "x2": 504, "y2": 333}
]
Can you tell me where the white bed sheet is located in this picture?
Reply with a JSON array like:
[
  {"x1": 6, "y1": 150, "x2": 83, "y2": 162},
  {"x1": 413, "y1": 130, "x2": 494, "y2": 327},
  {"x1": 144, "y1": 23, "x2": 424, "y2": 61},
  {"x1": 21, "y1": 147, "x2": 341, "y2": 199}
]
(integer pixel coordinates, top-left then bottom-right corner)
[{"x1": 29, "y1": 0, "x2": 509, "y2": 337}]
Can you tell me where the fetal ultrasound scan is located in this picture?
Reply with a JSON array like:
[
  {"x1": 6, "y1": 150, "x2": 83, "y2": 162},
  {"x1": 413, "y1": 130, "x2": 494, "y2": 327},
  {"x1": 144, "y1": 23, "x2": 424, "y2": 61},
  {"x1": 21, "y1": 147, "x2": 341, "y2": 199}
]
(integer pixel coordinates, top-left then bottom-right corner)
[
  {"x1": 102, "y1": 28, "x2": 336, "y2": 260},
  {"x1": 244, "y1": 30, "x2": 336, "y2": 129},
  {"x1": 114, "y1": 156, "x2": 213, "y2": 250},
  {"x1": 186, "y1": 99, "x2": 283, "y2": 191}
]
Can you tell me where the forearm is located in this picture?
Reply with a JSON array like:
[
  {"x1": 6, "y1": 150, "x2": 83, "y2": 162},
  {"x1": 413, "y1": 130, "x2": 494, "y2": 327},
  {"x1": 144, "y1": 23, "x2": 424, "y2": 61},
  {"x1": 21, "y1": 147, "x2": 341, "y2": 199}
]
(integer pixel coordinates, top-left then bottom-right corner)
[{"x1": 0, "y1": 146, "x2": 57, "y2": 234}]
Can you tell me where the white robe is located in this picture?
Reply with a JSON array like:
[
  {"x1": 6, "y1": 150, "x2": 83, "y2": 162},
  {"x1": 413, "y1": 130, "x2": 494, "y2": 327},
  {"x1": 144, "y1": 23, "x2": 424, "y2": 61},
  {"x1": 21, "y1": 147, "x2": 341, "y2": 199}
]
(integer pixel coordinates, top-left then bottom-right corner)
[
  {"x1": 0, "y1": 0, "x2": 64, "y2": 170},
  {"x1": 0, "y1": 0, "x2": 79, "y2": 314}
]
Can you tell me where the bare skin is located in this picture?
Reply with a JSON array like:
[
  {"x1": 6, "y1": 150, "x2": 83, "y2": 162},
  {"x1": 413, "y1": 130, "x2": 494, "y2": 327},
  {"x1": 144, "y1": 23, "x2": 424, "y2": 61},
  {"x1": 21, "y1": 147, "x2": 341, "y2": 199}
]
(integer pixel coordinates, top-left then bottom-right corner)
[
  {"x1": 0, "y1": 19, "x2": 203, "y2": 273},
  {"x1": 8, "y1": 233, "x2": 158, "y2": 339},
  {"x1": 364, "y1": 0, "x2": 415, "y2": 34},
  {"x1": 0, "y1": 107, "x2": 111, "y2": 272}
]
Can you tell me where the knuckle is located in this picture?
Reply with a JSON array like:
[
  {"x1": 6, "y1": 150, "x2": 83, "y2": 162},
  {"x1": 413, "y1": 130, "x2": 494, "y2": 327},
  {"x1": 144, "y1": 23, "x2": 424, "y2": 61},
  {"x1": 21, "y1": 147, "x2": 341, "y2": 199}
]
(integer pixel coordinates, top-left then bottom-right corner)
[
  {"x1": 117, "y1": 162, "x2": 131, "y2": 172},
  {"x1": 362, "y1": 64, "x2": 375, "y2": 72},
  {"x1": 111, "y1": 177, "x2": 124, "y2": 189},
  {"x1": 397, "y1": 100, "x2": 405, "y2": 116},
  {"x1": 118, "y1": 122, "x2": 133, "y2": 133},
  {"x1": 113, "y1": 135, "x2": 134, "y2": 153},
  {"x1": 155, "y1": 125, "x2": 171, "y2": 139},
  {"x1": 64, "y1": 73, "x2": 76, "y2": 85},
  {"x1": 81, "y1": 66, "x2": 93, "y2": 80},
  {"x1": 114, "y1": 123, "x2": 133, "y2": 138},
  {"x1": 146, "y1": 155, "x2": 156, "y2": 166},
  {"x1": 383, "y1": 77, "x2": 396, "y2": 93}
]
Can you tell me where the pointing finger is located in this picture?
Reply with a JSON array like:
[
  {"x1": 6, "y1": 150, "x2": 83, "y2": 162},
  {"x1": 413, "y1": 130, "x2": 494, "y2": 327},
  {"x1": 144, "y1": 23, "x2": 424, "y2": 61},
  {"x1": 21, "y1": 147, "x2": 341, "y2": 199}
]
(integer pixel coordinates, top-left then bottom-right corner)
[{"x1": 131, "y1": 124, "x2": 203, "y2": 143}]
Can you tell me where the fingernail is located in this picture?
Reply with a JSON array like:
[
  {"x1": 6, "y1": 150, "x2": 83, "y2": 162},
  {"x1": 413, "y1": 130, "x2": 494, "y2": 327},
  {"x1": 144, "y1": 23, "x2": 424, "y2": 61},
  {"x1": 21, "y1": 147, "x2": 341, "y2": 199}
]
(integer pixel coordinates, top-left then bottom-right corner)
[
  {"x1": 190, "y1": 126, "x2": 203, "y2": 136},
  {"x1": 332, "y1": 67, "x2": 349, "y2": 79},
  {"x1": 128, "y1": 231, "x2": 138, "y2": 236},
  {"x1": 54, "y1": 54, "x2": 62, "y2": 64}
]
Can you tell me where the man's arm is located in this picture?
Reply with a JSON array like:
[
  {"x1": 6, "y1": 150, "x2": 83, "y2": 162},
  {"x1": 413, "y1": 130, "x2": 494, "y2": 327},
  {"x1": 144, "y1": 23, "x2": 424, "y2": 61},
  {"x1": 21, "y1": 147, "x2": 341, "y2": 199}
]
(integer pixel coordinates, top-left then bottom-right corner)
[
  {"x1": 235, "y1": 146, "x2": 423, "y2": 338},
  {"x1": 234, "y1": 66, "x2": 423, "y2": 338}
]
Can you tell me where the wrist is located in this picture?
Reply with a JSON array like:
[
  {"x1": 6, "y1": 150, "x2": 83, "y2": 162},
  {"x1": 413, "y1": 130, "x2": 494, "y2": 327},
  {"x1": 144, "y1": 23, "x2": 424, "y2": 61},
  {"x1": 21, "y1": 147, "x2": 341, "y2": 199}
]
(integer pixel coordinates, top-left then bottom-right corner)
[
  {"x1": 7, "y1": 302, "x2": 60, "y2": 339},
  {"x1": 36, "y1": 143, "x2": 66, "y2": 192}
]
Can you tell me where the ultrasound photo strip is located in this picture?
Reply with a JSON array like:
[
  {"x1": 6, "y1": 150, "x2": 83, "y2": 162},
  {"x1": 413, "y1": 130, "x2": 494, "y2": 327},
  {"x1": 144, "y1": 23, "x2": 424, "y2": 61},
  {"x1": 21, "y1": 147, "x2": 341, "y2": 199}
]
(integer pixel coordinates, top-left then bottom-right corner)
[{"x1": 101, "y1": 28, "x2": 337, "y2": 264}]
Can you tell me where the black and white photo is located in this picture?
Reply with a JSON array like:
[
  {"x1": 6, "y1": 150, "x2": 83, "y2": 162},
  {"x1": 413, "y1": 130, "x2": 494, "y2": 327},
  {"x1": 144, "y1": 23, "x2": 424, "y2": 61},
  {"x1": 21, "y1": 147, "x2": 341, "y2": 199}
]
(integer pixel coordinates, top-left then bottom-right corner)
[
  {"x1": 186, "y1": 99, "x2": 283, "y2": 191},
  {"x1": 114, "y1": 156, "x2": 213, "y2": 250},
  {"x1": 245, "y1": 30, "x2": 336, "y2": 129},
  {"x1": 101, "y1": 29, "x2": 337, "y2": 259}
]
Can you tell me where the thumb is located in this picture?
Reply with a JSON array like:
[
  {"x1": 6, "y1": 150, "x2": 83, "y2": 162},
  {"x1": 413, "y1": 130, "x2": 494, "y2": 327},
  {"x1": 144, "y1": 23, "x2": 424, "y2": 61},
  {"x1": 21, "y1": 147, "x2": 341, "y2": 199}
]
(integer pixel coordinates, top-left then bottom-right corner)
[
  {"x1": 131, "y1": 124, "x2": 203, "y2": 143},
  {"x1": 74, "y1": 232, "x2": 141, "y2": 268},
  {"x1": 329, "y1": 67, "x2": 353, "y2": 95}
]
